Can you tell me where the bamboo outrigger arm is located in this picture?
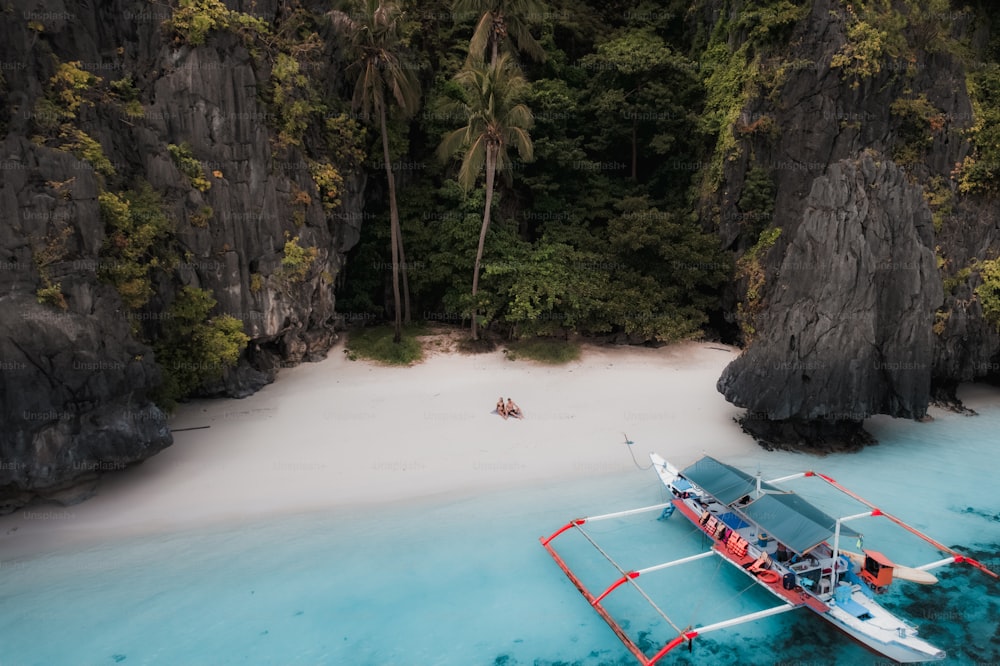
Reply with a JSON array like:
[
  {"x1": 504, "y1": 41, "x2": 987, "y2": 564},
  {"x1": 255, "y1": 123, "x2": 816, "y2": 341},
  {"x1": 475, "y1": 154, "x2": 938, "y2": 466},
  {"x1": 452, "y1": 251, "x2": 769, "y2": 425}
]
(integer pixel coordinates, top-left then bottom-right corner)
[
  {"x1": 645, "y1": 603, "x2": 800, "y2": 665},
  {"x1": 800, "y1": 471, "x2": 998, "y2": 580},
  {"x1": 541, "y1": 499, "x2": 805, "y2": 666}
]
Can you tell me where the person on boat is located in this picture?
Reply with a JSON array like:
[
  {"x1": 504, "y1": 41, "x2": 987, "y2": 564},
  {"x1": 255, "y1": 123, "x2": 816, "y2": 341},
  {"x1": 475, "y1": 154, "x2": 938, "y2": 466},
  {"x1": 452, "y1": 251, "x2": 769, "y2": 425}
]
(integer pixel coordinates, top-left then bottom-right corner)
[
  {"x1": 496, "y1": 397, "x2": 508, "y2": 419},
  {"x1": 506, "y1": 398, "x2": 524, "y2": 419}
]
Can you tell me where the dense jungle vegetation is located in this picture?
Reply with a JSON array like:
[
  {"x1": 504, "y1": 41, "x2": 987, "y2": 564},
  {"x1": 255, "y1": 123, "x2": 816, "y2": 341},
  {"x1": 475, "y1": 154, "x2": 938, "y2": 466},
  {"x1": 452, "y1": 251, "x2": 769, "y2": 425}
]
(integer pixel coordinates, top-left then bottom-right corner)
[
  {"x1": 21, "y1": 0, "x2": 1000, "y2": 403},
  {"x1": 327, "y1": 0, "x2": 733, "y2": 344}
]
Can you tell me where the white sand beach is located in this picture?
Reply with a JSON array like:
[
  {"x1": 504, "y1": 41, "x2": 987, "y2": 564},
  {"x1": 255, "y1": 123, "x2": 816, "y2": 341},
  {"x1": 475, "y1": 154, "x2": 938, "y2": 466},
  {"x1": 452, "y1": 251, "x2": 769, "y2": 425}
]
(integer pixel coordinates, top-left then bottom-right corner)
[{"x1": 1, "y1": 339, "x2": 760, "y2": 558}]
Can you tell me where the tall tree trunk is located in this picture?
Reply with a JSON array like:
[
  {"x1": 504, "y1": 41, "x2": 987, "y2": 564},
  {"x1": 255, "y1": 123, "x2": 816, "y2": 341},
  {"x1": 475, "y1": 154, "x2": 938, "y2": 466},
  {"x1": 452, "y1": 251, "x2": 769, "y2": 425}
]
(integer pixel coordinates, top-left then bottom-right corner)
[
  {"x1": 471, "y1": 145, "x2": 497, "y2": 340},
  {"x1": 631, "y1": 116, "x2": 638, "y2": 181},
  {"x1": 380, "y1": 104, "x2": 403, "y2": 344},
  {"x1": 397, "y1": 230, "x2": 411, "y2": 324}
]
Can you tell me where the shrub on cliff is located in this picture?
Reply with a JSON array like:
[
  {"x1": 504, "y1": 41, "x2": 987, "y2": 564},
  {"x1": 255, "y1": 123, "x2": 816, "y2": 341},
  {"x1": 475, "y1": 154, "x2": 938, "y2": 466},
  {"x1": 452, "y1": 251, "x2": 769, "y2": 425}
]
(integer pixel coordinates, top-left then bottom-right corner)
[
  {"x1": 167, "y1": 143, "x2": 211, "y2": 192},
  {"x1": 153, "y1": 286, "x2": 250, "y2": 407},
  {"x1": 165, "y1": 0, "x2": 270, "y2": 46},
  {"x1": 98, "y1": 182, "x2": 175, "y2": 310},
  {"x1": 976, "y1": 258, "x2": 1000, "y2": 330},
  {"x1": 957, "y1": 63, "x2": 1000, "y2": 194},
  {"x1": 279, "y1": 235, "x2": 319, "y2": 285}
]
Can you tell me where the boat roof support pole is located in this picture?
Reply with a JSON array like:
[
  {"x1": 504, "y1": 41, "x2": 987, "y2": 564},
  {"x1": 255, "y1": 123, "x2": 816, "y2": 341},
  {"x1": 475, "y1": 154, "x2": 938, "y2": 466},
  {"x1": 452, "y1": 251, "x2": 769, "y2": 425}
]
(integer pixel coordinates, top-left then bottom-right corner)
[{"x1": 833, "y1": 510, "x2": 876, "y2": 587}]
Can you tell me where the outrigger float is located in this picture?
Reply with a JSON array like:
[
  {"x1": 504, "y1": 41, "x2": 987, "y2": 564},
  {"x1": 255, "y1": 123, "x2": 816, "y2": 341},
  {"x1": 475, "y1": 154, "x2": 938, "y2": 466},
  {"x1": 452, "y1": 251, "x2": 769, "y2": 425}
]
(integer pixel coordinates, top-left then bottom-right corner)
[{"x1": 540, "y1": 454, "x2": 998, "y2": 664}]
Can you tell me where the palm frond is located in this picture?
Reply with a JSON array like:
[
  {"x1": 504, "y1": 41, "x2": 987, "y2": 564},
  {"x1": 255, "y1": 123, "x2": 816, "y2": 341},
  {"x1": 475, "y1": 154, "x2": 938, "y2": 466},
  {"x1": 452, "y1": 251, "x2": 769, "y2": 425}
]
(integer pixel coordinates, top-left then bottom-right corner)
[
  {"x1": 505, "y1": 16, "x2": 546, "y2": 62},
  {"x1": 327, "y1": 9, "x2": 360, "y2": 36},
  {"x1": 437, "y1": 127, "x2": 471, "y2": 163},
  {"x1": 329, "y1": 0, "x2": 421, "y2": 121},
  {"x1": 467, "y1": 11, "x2": 494, "y2": 63},
  {"x1": 457, "y1": 135, "x2": 488, "y2": 191},
  {"x1": 437, "y1": 50, "x2": 534, "y2": 191},
  {"x1": 506, "y1": 126, "x2": 534, "y2": 161},
  {"x1": 503, "y1": 103, "x2": 534, "y2": 130}
]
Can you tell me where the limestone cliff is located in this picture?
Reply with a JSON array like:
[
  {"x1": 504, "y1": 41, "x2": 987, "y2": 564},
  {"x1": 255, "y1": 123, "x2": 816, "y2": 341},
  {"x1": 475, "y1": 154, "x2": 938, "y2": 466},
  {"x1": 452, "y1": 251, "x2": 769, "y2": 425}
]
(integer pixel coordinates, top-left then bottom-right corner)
[
  {"x1": 703, "y1": 0, "x2": 1000, "y2": 446},
  {"x1": 0, "y1": 0, "x2": 363, "y2": 510},
  {"x1": 717, "y1": 155, "x2": 943, "y2": 448}
]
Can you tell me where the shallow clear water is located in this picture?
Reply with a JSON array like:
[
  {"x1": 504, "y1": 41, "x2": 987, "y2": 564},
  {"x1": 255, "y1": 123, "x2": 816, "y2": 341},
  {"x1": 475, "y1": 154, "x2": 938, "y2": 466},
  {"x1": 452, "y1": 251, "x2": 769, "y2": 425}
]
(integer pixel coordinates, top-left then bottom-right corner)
[{"x1": 1, "y1": 408, "x2": 998, "y2": 666}]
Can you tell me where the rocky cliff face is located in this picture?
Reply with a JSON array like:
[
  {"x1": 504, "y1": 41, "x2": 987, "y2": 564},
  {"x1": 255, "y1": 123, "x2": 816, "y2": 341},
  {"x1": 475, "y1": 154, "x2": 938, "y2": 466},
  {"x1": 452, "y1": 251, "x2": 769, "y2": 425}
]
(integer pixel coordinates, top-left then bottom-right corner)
[
  {"x1": 717, "y1": 155, "x2": 943, "y2": 449},
  {"x1": 706, "y1": 0, "x2": 1000, "y2": 446},
  {"x1": 0, "y1": 0, "x2": 363, "y2": 510}
]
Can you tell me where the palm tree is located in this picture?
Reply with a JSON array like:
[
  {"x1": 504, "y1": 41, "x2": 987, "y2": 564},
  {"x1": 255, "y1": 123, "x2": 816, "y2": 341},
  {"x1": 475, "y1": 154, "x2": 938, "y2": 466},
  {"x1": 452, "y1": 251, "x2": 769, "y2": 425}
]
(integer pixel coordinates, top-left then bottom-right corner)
[
  {"x1": 452, "y1": 0, "x2": 547, "y2": 66},
  {"x1": 330, "y1": 0, "x2": 419, "y2": 342},
  {"x1": 437, "y1": 53, "x2": 534, "y2": 339}
]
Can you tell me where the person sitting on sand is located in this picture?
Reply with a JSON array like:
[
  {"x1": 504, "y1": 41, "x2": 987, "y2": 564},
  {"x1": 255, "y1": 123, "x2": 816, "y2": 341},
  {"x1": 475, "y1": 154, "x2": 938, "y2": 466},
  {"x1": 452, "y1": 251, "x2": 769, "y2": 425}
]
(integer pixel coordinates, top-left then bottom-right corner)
[
  {"x1": 496, "y1": 397, "x2": 508, "y2": 419},
  {"x1": 505, "y1": 398, "x2": 523, "y2": 419}
]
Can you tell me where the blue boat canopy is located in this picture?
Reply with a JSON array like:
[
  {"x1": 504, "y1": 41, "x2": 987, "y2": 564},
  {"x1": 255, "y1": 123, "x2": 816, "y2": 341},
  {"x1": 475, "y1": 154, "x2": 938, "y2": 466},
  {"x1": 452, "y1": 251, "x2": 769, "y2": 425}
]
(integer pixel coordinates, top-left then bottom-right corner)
[
  {"x1": 683, "y1": 456, "x2": 859, "y2": 555},
  {"x1": 742, "y1": 492, "x2": 859, "y2": 555},
  {"x1": 681, "y1": 456, "x2": 780, "y2": 504}
]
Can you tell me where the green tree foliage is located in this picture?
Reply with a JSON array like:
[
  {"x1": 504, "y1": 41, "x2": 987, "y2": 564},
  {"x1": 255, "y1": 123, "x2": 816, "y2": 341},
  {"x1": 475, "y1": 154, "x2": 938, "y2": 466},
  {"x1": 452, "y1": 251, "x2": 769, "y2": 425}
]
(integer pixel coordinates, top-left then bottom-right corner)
[
  {"x1": 167, "y1": 142, "x2": 211, "y2": 192},
  {"x1": 165, "y1": 0, "x2": 270, "y2": 46},
  {"x1": 580, "y1": 28, "x2": 699, "y2": 181},
  {"x1": 333, "y1": 0, "x2": 738, "y2": 344},
  {"x1": 452, "y1": 0, "x2": 547, "y2": 65},
  {"x1": 30, "y1": 59, "x2": 117, "y2": 176},
  {"x1": 889, "y1": 94, "x2": 944, "y2": 166},
  {"x1": 154, "y1": 286, "x2": 249, "y2": 407},
  {"x1": 598, "y1": 197, "x2": 728, "y2": 341},
  {"x1": 957, "y1": 63, "x2": 1000, "y2": 194},
  {"x1": 830, "y1": 7, "x2": 896, "y2": 84},
  {"x1": 737, "y1": 165, "x2": 776, "y2": 234},
  {"x1": 735, "y1": 226, "x2": 782, "y2": 342},
  {"x1": 279, "y1": 235, "x2": 319, "y2": 285},
  {"x1": 98, "y1": 182, "x2": 175, "y2": 310},
  {"x1": 270, "y1": 52, "x2": 315, "y2": 149},
  {"x1": 32, "y1": 224, "x2": 74, "y2": 310},
  {"x1": 485, "y1": 238, "x2": 601, "y2": 337},
  {"x1": 47, "y1": 61, "x2": 99, "y2": 117},
  {"x1": 438, "y1": 53, "x2": 534, "y2": 339},
  {"x1": 331, "y1": 0, "x2": 422, "y2": 342},
  {"x1": 975, "y1": 258, "x2": 1000, "y2": 330},
  {"x1": 109, "y1": 76, "x2": 144, "y2": 119}
]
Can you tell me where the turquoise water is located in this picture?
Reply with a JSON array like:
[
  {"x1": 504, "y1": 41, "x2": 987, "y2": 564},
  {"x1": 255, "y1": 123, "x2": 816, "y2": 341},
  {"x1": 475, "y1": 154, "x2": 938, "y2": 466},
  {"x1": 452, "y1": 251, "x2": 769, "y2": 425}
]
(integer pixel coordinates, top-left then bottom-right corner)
[{"x1": 0, "y1": 408, "x2": 998, "y2": 666}]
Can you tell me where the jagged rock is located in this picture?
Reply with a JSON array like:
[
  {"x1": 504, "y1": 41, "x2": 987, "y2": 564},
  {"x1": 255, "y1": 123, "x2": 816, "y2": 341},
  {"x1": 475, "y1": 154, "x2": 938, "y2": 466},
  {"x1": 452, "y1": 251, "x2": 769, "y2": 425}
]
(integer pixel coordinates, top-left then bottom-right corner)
[
  {"x1": 0, "y1": 294, "x2": 172, "y2": 512},
  {"x1": 702, "y1": 0, "x2": 1000, "y2": 432},
  {"x1": 0, "y1": 0, "x2": 364, "y2": 511},
  {"x1": 737, "y1": 415, "x2": 876, "y2": 454},
  {"x1": 718, "y1": 154, "x2": 943, "y2": 447}
]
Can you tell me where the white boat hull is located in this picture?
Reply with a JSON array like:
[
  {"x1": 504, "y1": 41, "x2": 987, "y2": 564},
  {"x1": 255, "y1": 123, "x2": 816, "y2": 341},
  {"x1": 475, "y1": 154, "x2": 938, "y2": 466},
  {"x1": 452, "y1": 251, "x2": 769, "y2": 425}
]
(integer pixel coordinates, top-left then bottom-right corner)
[
  {"x1": 820, "y1": 597, "x2": 946, "y2": 662},
  {"x1": 651, "y1": 452, "x2": 947, "y2": 663}
]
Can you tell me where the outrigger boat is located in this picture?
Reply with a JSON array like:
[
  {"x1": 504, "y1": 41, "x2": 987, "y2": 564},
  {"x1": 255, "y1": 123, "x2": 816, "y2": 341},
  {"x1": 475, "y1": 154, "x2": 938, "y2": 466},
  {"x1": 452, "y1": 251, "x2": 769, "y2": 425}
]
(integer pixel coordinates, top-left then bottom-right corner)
[{"x1": 540, "y1": 454, "x2": 998, "y2": 664}]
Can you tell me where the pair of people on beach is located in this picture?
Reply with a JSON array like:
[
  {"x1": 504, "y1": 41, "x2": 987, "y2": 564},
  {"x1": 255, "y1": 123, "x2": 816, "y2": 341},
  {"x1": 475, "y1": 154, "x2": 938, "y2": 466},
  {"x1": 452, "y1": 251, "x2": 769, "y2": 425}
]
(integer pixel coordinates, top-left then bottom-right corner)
[{"x1": 496, "y1": 397, "x2": 523, "y2": 420}]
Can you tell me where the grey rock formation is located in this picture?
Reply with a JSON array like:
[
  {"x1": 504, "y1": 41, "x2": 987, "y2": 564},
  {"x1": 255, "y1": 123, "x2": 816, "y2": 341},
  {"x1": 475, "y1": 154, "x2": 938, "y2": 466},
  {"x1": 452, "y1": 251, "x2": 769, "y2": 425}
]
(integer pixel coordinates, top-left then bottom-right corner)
[
  {"x1": 0, "y1": 295, "x2": 171, "y2": 512},
  {"x1": 718, "y1": 155, "x2": 943, "y2": 447},
  {"x1": 0, "y1": 1, "x2": 364, "y2": 510},
  {"x1": 701, "y1": 0, "x2": 1000, "y2": 444}
]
